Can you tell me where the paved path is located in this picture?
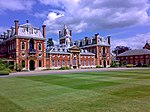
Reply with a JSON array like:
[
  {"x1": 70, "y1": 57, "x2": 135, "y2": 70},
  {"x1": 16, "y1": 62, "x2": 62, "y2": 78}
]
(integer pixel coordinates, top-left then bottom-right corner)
[{"x1": 0, "y1": 67, "x2": 150, "y2": 78}]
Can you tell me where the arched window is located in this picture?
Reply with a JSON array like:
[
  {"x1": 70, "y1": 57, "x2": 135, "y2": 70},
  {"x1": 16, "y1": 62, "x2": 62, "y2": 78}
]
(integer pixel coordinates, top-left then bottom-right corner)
[
  {"x1": 39, "y1": 60, "x2": 42, "y2": 67},
  {"x1": 29, "y1": 39, "x2": 34, "y2": 49},
  {"x1": 22, "y1": 42, "x2": 25, "y2": 50},
  {"x1": 22, "y1": 60, "x2": 25, "y2": 68},
  {"x1": 103, "y1": 47, "x2": 105, "y2": 54},
  {"x1": 38, "y1": 43, "x2": 42, "y2": 51}
]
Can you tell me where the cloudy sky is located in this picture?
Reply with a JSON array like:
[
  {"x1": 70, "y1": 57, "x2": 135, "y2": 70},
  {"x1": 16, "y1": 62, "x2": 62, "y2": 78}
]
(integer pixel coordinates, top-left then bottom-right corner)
[{"x1": 0, "y1": 0, "x2": 150, "y2": 50}]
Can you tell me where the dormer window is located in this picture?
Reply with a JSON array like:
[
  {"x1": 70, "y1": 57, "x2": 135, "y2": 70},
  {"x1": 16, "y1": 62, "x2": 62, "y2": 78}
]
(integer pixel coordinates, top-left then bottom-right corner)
[
  {"x1": 29, "y1": 28, "x2": 33, "y2": 34},
  {"x1": 34, "y1": 29, "x2": 38, "y2": 34},
  {"x1": 38, "y1": 43, "x2": 42, "y2": 51},
  {"x1": 22, "y1": 42, "x2": 25, "y2": 50}
]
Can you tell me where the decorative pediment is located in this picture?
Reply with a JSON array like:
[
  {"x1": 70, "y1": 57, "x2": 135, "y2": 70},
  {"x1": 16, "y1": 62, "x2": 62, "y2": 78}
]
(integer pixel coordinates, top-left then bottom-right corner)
[{"x1": 69, "y1": 46, "x2": 80, "y2": 53}]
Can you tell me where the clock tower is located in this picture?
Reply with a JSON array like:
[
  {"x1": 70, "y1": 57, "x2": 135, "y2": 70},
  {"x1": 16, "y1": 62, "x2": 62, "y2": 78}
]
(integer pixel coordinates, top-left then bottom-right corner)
[{"x1": 59, "y1": 25, "x2": 72, "y2": 47}]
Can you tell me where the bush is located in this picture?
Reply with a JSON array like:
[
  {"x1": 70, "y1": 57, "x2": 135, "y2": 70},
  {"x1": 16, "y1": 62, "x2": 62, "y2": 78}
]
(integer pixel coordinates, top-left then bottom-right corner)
[
  {"x1": 0, "y1": 68, "x2": 10, "y2": 75},
  {"x1": 0, "y1": 59, "x2": 10, "y2": 75},
  {"x1": 111, "y1": 61, "x2": 119, "y2": 67},
  {"x1": 126, "y1": 64, "x2": 134, "y2": 68},
  {"x1": 142, "y1": 64, "x2": 149, "y2": 67},
  {"x1": 59, "y1": 66, "x2": 71, "y2": 70},
  {"x1": 96, "y1": 65, "x2": 103, "y2": 68}
]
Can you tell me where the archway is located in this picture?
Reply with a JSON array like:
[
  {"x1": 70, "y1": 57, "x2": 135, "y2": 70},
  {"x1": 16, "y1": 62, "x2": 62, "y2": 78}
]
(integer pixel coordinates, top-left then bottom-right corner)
[
  {"x1": 103, "y1": 60, "x2": 106, "y2": 68},
  {"x1": 29, "y1": 60, "x2": 35, "y2": 70}
]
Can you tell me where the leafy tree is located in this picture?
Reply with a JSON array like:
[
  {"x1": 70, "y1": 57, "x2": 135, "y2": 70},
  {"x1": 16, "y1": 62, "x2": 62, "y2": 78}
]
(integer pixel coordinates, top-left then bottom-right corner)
[
  {"x1": 47, "y1": 38, "x2": 54, "y2": 48},
  {"x1": 112, "y1": 46, "x2": 131, "y2": 55}
]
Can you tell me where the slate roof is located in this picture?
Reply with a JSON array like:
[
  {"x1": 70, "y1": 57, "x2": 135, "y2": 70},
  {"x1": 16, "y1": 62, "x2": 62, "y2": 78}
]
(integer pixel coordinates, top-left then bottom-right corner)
[{"x1": 118, "y1": 49, "x2": 150, "y2": 56}]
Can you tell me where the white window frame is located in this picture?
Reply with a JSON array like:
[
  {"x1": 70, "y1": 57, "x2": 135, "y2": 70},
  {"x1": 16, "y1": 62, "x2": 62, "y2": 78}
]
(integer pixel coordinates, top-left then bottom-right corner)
[
  {"x1": 38, "y1": 43, "x2": 42, "y2": 51},
  {"x1": 21, "y1": 42, "x2": 25, "y2": 50}
]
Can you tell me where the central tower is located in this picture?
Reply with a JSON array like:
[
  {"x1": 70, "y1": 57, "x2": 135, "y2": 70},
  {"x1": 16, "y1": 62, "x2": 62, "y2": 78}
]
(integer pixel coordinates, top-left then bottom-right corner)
[{"x1": 59, "y1": 25, "x2": 72, "y2": 47}]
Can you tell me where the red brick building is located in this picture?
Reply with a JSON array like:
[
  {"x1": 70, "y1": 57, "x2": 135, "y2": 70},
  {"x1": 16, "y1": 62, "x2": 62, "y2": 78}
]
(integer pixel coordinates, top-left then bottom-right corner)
[
  {"x1": 117, "y1": 49, "x2": 150, "y2": 66},
  {"x1": 0, "y1": 21, "x2": 111, "y2": 70},
  {"x1": 47, "y1": 25, "x2": 111, "y2": 69},
  {"x1": 0, "y1": 20, "x2": 46, "y2": 70}
]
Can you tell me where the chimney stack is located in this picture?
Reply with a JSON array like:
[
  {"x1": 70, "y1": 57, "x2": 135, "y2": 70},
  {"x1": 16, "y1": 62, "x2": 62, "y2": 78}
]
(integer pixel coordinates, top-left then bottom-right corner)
[
  {"x1": 107, "y1": 35, "x2": 111, "y2": 45},
  {"x1": 42, "y1": 25, "x2": 46, "y2": 38},
  {"x1": 14, "y1": 20, "x2": 19, "y2": 35},
  {"x1": 95, "y1": 33, "x2": 99, "y2": 44},
  {"x1": 26, "y1": 20, "x2": 29, "y2": 23}
]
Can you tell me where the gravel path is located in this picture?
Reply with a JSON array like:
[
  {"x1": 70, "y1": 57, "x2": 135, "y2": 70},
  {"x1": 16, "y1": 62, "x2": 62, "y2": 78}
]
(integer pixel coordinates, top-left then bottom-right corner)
[{"x1": 0, "y1": 67, "x2": 150, "y2": 78}]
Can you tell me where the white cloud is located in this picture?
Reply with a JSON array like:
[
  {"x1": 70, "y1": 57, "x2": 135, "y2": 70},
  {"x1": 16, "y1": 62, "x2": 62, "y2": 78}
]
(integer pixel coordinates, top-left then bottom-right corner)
[
  {"x1": 40, "y1": 0, "x2": 150, "y2": 34},
  {"x1": 111, "y1": 32, "x2": 150, "y2": 50},
  {"x1": 0, "y1": 0, "x2": 35, "y2": 13}
]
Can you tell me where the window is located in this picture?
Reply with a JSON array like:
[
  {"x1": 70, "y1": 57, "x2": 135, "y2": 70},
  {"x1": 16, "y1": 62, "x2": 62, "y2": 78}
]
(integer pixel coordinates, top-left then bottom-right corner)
[
  {"x1": 107, "y1": 61, "x2": 109, "y2": 65},
  {"x1": 84, "y1": 60, "x2": 86, "y2": 66},
  {"x1": 22, "y1": 42, "x2": 25, "y2": 50},
  {"x1": 103, "y1": 47, "x2": 105, "y2": 54},
  {"x1": 22, "y1": 53, "x2": 25, "y2": 57},
  {"x1": 22, "y1": 60, "x2": 25, "y2": 68},
  {"x1": 88, "y1": 60, "x2": 90, "y2": 66},
  {"x1": 68, "y1": 60, "x2": 70, "y2": 65},
  {"x1": 73, "y1": 59, "x2": 76, "y2": 65},
  {"x1": 39, "y1": 54, "x2": 42, "y2": 57},
  {"x1": 38, "y1": 43, "x2": 42, "y2": 51},
  {"x1": 62, "y1": 60, "x2": 65, "y2": 66},
  {"x1": 58, "y1": 60, "x2": 60, "y2": 66},
  {"x1": 52, "y1": 60, "x2": 55, "y2": 66},
  {"x1": 29, "y1": 39, "x2": 34, "y2": 49},
  {"x1": 92, "y1": 60, "x2": 94, "y2": 65},
  {"x1": 39, "y1": 60, "x2": 42, "y2": 67}
]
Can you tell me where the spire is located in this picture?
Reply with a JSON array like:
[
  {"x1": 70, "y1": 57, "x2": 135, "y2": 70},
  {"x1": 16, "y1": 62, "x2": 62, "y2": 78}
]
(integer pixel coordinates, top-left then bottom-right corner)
[{"x1": 64, "y1": 24, "x2": 67, "y2": 29}]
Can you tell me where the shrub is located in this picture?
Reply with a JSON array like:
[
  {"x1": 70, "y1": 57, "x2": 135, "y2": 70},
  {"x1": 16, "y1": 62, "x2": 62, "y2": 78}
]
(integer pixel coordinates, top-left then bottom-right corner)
[
  {"x1": 59, "y1": 66, "x2": 71, "y2": 70},
  {"x1": 126, "y1": 64, "x2": 134, "y2": 68},
  {"x1": 111, "y1": 61, "x2": 119, "y2": 67},
  {"x1": 142, "y1": 64, "x2": 149, "y2": 67},
  {"x1": 96, "y1": 65, "x2": 103, "y2": 68},
  {"x1": 0, "y1": 59, "x2": 10, "y2": 75},
  {"x1": 0, "y1": 68, "x2": 10, "y2": 75}
]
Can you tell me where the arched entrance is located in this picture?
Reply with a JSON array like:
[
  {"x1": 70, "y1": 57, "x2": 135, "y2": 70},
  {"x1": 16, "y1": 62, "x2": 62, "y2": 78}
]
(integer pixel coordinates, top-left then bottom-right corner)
[
  {"x1": 29, "y1": 60, "x2": 35, "y2": 70},
  {"x1": 103, "y1": 60, "x2": 106, "y2": 68}
]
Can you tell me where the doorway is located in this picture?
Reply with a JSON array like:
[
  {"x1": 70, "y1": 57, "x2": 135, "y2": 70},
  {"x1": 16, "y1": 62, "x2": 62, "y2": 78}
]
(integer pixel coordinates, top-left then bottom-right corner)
[
  {"x1": 29, "y1": 60, "x2": 35, "y2": 70},
  {"x1": 103, "y1": 60, "x2": 106, "y2": 68}
]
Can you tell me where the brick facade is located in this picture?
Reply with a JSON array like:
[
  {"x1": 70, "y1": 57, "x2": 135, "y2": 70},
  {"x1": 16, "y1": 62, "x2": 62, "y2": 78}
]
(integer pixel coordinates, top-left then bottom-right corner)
[{"x1": 0, "y1": 20, "x2": 111, "y2": 71}]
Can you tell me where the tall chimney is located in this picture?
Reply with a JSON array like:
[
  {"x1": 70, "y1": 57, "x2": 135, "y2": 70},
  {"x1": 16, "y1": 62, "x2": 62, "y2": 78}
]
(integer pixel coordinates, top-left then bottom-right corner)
[
  {"x1": 95, "y1": 33, "x2": 99, "y2": 44},
  {"x1": 42, "y1": 25, "x2": 46, "y2": 38},
  {"x1": 70, "y1": 30, "x2": 72, "y2": 36},
  {"x1": 7, "y1": 30, "x2": 10, "y2": 38},
  {"x1": 108, "y1": 35, "x2": 111, "y2": 45},
  {"x1": 26, "y1": 20, "x2": 29, "y2": 23},
  {"x1": 14, "y1": 20, "x2": 19, "y2": 35},
  {"x1": 4, "y1": 32, "x2": 6, "y2": 39}
]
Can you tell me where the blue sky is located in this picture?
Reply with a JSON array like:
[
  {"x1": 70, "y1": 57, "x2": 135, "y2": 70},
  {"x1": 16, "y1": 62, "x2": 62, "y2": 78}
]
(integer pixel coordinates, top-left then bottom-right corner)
[{"x1": 0, "y1": 0, "x2": 150, "y2": 50}]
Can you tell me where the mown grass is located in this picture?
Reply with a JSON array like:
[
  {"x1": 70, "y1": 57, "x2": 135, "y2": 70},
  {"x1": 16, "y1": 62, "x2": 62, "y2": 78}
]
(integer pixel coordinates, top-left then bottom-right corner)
[{"x1": 0, "y1": 69, "x2": 150, "y2": 112}]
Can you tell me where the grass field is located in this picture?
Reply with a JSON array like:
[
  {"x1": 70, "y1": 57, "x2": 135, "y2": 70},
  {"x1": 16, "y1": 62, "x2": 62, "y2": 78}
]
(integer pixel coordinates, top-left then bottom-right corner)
[{"x1": 0, "y1": 69, "x2": 150, "y2": 112}]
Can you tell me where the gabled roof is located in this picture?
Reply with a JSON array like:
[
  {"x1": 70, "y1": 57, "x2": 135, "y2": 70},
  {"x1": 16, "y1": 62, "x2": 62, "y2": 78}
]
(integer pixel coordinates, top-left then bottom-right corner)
[{"x1": 118, "y1": 49, "x2": 150, "y2": 56}]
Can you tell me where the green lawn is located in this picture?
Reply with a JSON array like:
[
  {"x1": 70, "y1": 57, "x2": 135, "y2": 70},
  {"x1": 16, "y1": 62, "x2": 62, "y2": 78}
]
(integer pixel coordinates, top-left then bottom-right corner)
[{"x1": 0, "y1": 69, "x2": 150, "y2": 112}]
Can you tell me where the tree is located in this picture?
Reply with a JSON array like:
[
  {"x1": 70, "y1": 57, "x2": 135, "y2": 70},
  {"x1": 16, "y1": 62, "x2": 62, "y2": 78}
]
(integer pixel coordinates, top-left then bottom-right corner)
[
  {"x1": 112, "y1": 46, "x2": 131, "y2": 55},
  {"x1": 47, "y1": 38, "x2": 54, "y2": 48}
]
